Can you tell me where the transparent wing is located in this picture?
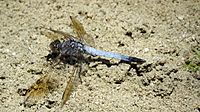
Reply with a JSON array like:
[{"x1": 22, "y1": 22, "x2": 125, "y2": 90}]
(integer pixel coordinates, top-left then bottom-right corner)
[
  {"x1": 61, "y1": 65, "x2": 81, "y2": 107},
  {"x1": 70, "y1": 16, "x2": 95, "y2": 47},
  {"x1": 41, "y1": 28, "x2": 74, "y2": 41},
  {"x1": 24, "y1": 74, "x2": 57, "y2": 106},
  {"x1": 25, "y1": 75, "x2": 49, "y2": 102}
]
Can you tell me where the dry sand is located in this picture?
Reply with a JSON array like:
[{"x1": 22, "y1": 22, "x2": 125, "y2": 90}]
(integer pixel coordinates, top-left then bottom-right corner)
[{"x1": 0, "y1": 0, "x2": 200, "y2": 112}]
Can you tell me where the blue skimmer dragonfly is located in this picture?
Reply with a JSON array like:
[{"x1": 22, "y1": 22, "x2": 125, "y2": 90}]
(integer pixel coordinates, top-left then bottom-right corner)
[
  {"x1": 25, "y1": 16, "x2": 146, "y2": 107},
  {"x1": 45, "y1": 16, "x2": 145, "y2": 64}
]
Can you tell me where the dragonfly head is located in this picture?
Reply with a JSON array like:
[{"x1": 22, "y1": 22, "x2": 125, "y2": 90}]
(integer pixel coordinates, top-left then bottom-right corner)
[
  {"x1": 46, "y1": 39, "x2": 61, "y2": 61},
  {"x1": 49, "y1": 39, "x2": 61, "y2": 53}
]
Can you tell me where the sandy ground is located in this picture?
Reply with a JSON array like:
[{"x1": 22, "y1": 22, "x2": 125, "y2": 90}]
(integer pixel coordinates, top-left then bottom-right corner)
[{"x1": 0, "y1": 0, "x2": 200, "y2": 112}]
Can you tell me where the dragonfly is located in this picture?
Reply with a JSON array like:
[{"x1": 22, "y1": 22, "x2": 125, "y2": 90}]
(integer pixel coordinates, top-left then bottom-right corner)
[
  {"x1": 24, "y1": 16, "x2": 146, "y2": 107},
  {"x1": 45, "y1": 17, "x2": 145, "y2": 64}
]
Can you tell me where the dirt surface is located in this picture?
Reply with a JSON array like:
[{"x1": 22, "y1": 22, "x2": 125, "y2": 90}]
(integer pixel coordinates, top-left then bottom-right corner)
[{"x1": 0, "y1": 0, "x2": 200, "y2": 112}]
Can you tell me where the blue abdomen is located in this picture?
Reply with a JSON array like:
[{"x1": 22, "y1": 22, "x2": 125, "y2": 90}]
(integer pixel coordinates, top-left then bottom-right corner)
[{"x1": 84, "y1": 45, "x2": 145, "y2": 63}]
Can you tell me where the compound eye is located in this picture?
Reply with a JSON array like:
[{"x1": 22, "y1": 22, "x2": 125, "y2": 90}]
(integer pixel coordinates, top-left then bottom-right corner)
[{"x1": 49, "y1": 40, "x2": 61, "y2": 52}]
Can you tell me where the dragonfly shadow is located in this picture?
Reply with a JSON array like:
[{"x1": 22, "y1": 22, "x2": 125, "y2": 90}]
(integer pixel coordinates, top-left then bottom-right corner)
[
  {"x1": 87, "y1": 57, "x2": 144, "y2": 76},
  {"x1": 45, "y1": 53, "x2": 145, "y2": 77}
]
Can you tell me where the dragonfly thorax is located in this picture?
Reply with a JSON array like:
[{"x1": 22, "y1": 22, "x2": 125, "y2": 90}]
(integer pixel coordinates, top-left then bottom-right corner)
[
  {"x1": 59, "y1": 39, "x2": 85, "y2": 57},
  {"x1": 47, "y1": 39, "x2": 86, "y2": 65}
]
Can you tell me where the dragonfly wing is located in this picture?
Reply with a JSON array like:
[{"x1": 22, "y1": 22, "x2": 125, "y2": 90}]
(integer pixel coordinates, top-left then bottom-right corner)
[
  {"x1": 70, "y1": 16, "x2": 95, "y2": 47},
  {"x1": 26, "y1": 75, "x2": 49, "y2": 101},
  {"x1": 61, "y1": 65, "x2": 81, "y2": 107},
  {"x1": 41, "y1": 28, "x2": 73, "y2": 41},
  {"x1": 24, "y1": 75, "x2": 50, "y2": 106},
  {"x1": 61, "y1": 75, "x2": 74, "y2": 107}
]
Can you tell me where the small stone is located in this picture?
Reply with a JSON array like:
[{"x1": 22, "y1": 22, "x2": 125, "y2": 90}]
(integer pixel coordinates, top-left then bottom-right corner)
[{"x1": 144, "y1": 48, "x2": 149, "y2": 53}]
